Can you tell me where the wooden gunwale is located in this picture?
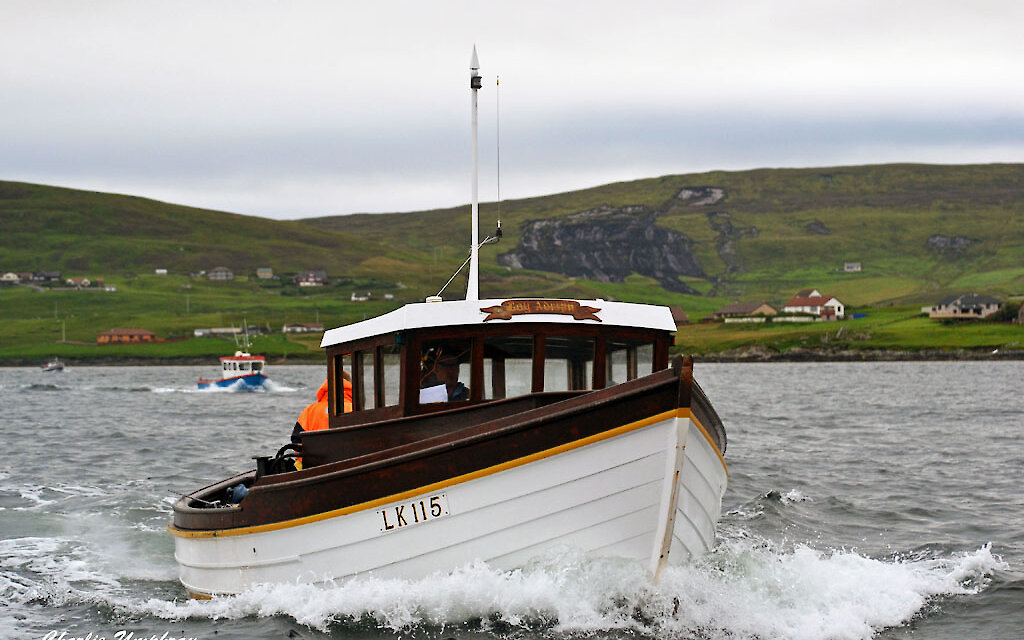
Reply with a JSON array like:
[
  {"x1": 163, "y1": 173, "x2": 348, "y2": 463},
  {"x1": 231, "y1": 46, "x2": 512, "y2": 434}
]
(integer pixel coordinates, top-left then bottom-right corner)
[
  {"x1": 274, "y1": 370, "x2": 673, "y2": 483},
  {"x1": 302, "y1": 390, "x2": 585, "y2": 463},
  {"x1": 172, "y1": 359, "x2": 722, "y2": 533}
]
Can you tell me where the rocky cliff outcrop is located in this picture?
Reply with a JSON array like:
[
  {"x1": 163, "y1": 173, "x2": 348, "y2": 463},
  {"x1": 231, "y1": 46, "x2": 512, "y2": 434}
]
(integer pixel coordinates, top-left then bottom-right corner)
[{"x1": 498, "y1": 205, "x2": 704, "y2": 294}]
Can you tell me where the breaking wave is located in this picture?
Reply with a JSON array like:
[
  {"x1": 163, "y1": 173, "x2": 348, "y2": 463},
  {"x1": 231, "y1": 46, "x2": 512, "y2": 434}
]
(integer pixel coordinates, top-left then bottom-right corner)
[{"x1": 2, "y1": 537, "x2": 1006, "y2": 640}]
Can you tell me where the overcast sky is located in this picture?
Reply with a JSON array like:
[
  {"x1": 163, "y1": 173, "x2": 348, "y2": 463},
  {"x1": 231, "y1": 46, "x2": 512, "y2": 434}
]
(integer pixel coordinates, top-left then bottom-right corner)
[{"x1": 3, "y1": 1, "x2": 1023, "y2": 220}]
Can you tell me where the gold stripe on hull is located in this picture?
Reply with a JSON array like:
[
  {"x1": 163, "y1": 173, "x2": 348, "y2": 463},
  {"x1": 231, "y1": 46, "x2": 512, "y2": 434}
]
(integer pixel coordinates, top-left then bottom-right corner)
[{"x1": 169, "y1": 408, "x2": 726, "y2": 539}]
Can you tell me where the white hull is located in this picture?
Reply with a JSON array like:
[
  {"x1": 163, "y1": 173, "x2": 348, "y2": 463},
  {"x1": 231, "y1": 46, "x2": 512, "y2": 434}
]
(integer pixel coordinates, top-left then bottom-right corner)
[{"x1": 173, "y1": 410, "x2": 727, "y2": 597}]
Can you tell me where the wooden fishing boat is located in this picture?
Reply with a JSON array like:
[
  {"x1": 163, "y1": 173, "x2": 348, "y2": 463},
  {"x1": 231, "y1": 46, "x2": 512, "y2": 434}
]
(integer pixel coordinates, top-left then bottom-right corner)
[
  {"x1": 170, "y1": 297, "x2": 726, "y2": 597},
  {"x1": 168, "y1": 47, "x2": 728, "y2": 598}
]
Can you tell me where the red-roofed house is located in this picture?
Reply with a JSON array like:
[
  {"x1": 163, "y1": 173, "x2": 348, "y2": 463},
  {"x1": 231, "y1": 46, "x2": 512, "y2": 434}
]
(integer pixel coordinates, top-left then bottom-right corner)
[
  {"x1": 97, "y1": 328, "x2": 158, "y2": 344},
  {"x1": 783, "y1": 289, "x2": 845, "y2": 320}
]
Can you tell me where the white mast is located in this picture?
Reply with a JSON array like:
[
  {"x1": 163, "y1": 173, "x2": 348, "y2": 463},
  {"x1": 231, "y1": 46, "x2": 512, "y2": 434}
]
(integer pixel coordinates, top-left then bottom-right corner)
[{"x1": 467, "y1": 45, "x2": 482, "y2": 301}]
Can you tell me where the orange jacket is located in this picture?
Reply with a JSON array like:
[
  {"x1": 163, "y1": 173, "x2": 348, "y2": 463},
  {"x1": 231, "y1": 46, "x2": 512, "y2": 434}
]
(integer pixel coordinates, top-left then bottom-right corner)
[{"x1": 297, "y1": 378, "x2": 352, "y2": 432}]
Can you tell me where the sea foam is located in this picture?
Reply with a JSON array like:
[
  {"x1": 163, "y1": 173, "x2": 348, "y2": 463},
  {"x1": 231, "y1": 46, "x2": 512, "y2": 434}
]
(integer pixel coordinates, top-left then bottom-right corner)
[{"x1": 92, "y1": 543, "x2": 1006, "y2": 639}]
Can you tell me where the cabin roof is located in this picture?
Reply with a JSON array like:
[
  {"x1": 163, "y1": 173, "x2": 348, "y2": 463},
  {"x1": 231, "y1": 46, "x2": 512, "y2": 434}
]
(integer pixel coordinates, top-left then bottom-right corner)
[{"x1": 321, "y1": 298, "x2": 676, "y2": 348}]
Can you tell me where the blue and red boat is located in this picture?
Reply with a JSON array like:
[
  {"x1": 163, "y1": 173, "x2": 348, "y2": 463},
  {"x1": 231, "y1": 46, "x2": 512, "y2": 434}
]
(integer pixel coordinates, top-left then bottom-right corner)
[{"x1": 197, "y1": 351, "x2": 268, "y2": 390}]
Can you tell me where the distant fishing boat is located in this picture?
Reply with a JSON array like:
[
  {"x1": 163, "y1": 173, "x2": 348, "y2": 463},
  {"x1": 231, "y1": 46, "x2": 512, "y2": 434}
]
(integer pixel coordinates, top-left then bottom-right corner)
[
  {"x1": 196, "y1": 351, "x2": 268, "y2": 390},
  {"x1": 197, "y1": 324, "x2": 269, "y2": 390},
  {"x1": 40, "y1": 357, "x2": 64, "y2": 372},
  {"x1": 169, "y1": 48, "x2": 728, "y2": 598}
]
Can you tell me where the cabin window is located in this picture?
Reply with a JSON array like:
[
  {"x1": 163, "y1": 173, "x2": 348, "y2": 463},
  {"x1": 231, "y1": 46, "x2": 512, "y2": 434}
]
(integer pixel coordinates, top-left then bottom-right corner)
[
  {"x1": 379, "y1": 344, "x2": 401, "y2": 407},
  {"x1": 359, "y1": 349, "x2": 383, "y2": 409},
  {"x1": 252, "y1": 361, "x2": 263, "y2": 373},
  {"x1": 605, "y1": 340, "x2": 655, "y2": 387},
  {"x1": 418, "y1": 339, "x2": 471, "y2": 404},
  {"x1": 239, "y1": 362, "x2": 250, "y2": 372},
  {"x1": 333, "y1": 345, "x2": 401, "y2": 412},
  {"x1": 482, "y1": 335, "x2": 533, "y2": 400},
  {"x1": 543, "y1": 336, "x2": 595, "y2": 391},
  {"x1": 355, "y1": 351, "x2": 372, "y2": 410}
]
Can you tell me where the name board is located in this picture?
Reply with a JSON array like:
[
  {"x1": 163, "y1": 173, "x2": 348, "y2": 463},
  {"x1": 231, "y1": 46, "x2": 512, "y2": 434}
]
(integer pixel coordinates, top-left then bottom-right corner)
[
  {"x1": 480, "y1": 300, "x2": 601, "y2": 322},
  {"x1": 377, "y1": 493, "x2": 450, "y2": 533}
]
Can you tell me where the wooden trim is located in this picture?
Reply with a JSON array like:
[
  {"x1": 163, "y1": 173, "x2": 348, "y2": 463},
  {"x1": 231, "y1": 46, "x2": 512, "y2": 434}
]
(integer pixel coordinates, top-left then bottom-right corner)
[
  {"x1": 351, "y1": 351, "x2": 363, "y2": 411},
  {"x1": 401, "y1": 334, "x2": 422, "y2": 415},
  {"x1": 490, "y1": 354, "x2": 506, "y2": 399},
  {"x1": 654, "y1": 338, "x2": 669, "y2": 370},
  {"x1": 470, "y1": 336, "x2": 484, "y2": 402},
  {"x1": 330, "y1": 405, "x2": 404, "y2": 427},
  {"x1": 373, "y1": 345, "x2": 384, "y2": 410},
  {"x1": 326, "y1": 352, "x2": 337, "y2": 421},
  {"x1": 676, "y1": 355, "x2": 692, "y2": 408},
  {"x1": 532, "y1": 333, "x2": 545, "y2": 392},
  {"x1": 593, "y1": 335, "x2": 607, "y2": 390}
]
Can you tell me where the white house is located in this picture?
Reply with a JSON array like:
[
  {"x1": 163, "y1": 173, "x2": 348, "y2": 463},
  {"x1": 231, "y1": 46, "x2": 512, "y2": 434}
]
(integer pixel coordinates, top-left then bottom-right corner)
[
  {"x1": 207, "y1": 267, "x2": 234, "y2": 281},
  {"x1": 283, "y1": 323, "x2": 324, "y2": 334},
  {"x1": 783, "y1": 289, "x2": 845, "y2": 320}
]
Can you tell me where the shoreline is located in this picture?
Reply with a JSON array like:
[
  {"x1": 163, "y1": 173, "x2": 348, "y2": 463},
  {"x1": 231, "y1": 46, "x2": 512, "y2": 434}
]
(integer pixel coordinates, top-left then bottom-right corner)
[
  {"x1": 698, "y1": 346, "x2": 1024, "y2": 362},
  {"x1": 4, "y1": 349, "x2": 1022, "y2": 367}
]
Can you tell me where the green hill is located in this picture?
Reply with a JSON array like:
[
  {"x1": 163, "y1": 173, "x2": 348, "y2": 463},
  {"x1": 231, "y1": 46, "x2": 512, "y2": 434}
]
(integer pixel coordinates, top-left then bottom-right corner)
[
  {"x1": 4, "y1": 164, "x2": 1023, "y2": 311},
  {"x1": 0, "y1": 181, "x2": 385, "y2": 276},
  {"x1": 302, "y1": 163, "x2": 1024, "y2": 317},
  {"x1": 1, "y1": 164, "x2": 1023, "y2": 363}
]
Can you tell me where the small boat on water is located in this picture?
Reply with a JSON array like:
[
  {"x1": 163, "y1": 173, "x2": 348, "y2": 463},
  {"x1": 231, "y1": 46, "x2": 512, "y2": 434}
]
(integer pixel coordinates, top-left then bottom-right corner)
[
  {"x1": 40, "y1": 357, "x2": 65, "y2": 372},
  {"x1": 169, "y1": 48, "x2": 728, "y2": 598},
  {"x1": 196, "y1": 351, "x2": 268, "y2": 390}
]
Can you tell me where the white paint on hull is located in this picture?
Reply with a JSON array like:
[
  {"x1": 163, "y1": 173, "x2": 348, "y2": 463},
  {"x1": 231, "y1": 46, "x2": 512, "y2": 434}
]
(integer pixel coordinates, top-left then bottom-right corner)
[{"x1": 174, "y1": 412, "x2": 727, "y2": 596}]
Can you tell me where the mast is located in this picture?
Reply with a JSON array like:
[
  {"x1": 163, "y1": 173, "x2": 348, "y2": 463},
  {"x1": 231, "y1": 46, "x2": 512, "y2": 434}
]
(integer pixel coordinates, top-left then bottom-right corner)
[{"x1": 467, "y1": 45, "x2": 482, "y2": 301}]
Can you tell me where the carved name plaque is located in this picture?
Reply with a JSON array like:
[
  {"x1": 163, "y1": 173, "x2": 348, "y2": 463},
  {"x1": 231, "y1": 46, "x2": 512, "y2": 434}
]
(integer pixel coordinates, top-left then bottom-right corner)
[{"x1": 480, "y1": 299, "x2": 602, "y2": 322}]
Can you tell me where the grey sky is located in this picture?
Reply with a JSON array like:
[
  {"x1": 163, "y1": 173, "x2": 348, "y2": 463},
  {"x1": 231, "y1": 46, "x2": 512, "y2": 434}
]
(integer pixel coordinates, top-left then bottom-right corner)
[{"x1": 2, "y1": 0, "x2": 1022, "y2": 219}]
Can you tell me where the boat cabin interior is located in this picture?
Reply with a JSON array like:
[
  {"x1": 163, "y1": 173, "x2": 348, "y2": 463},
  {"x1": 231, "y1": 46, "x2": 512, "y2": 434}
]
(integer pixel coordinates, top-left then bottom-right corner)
[{"x1": 324, "y1": 322, "x2": 672, "y2": 428}]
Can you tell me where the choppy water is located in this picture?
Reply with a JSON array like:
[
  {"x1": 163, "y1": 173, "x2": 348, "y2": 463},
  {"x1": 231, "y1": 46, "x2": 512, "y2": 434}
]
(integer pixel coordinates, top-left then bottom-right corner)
[{"x1": 1, "y1": 362, "x2": 1020, "y2": 640}]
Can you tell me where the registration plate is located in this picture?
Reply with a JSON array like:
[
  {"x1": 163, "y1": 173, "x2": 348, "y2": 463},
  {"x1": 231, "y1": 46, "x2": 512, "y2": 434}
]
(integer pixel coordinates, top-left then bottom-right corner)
[{"x1": 377, "y1": 492, "x2": 451, "y2": 533}]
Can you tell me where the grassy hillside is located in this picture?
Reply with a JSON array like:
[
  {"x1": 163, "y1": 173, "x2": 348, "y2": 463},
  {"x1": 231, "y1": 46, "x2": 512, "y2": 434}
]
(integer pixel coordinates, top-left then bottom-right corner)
[
  {"x1": 2, "y1": 164, "x2": 1023, "y2": 363},
  {"x1": 0, "y1": 181, "x2": 385, "y2": 277},
  {"x1": 0, "y1": 272, "x2": 398, "y2": 363},
  {"x1": 303, "y1": 163, "x2": 1024, "y2": 308}
]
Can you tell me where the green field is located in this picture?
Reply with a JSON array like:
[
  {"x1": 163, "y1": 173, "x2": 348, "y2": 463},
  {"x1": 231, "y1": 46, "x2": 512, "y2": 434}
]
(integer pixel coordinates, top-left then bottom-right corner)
[
  {"x1": 2, "y1": 274, "x2": 1019, "y2": 365},
  {"x1": 0, "y1": 274, "x2": 387, "y2": 363},
  {"x1": 2, "y1": 164, "x2": 1023, "y2": 363},
  {"x1": 673, "y1": 307, "x2": 1022, "y2": 357}
]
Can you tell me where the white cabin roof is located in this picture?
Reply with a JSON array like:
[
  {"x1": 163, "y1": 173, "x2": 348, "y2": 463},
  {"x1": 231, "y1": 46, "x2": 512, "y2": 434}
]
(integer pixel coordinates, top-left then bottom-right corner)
[{"x1": 321, "y1": 298, "x2": 676, "y2": 348}]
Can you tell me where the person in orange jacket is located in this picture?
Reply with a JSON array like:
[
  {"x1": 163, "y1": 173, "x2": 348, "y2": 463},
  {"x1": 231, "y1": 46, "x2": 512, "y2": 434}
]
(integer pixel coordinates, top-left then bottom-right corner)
[{"x1": 291, "y1": 374, "x2": 352, "y2": 467}]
